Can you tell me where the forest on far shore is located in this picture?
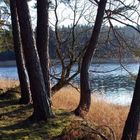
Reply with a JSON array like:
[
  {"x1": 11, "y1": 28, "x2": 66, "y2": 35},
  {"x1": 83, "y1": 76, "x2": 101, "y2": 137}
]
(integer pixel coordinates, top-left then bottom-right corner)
[{"x1": 0, "y1": 25, "x2": 140, "y2": 62}]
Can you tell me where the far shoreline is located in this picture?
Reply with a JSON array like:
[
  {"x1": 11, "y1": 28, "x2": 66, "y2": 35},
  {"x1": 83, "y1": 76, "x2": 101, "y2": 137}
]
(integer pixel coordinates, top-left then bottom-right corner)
[
  {"x1": 0, "y1": 58, "x2": 139, "y2": 67},
  {"x1": 0, "y1": 60, "x2": 17, "y2": 67}
]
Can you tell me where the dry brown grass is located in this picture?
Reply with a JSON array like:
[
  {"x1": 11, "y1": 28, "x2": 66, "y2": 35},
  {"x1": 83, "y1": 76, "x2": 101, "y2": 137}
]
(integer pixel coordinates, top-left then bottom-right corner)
[
  {"x1": 0, "y1": 78, "x2": 19, "y2": 91},
  {"x1": 52, "y1": 86, "x2": 129, "y2": 140}
]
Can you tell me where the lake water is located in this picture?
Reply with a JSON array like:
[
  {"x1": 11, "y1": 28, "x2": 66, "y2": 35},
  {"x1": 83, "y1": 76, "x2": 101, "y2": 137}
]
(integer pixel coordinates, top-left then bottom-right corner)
[
  {"x1": 89, "y1": 63, "x2": 139, "y2": 105},
  {"x1": 0, "y1": 66, "x2": 18, "y2": 79},
  {"x1": 0, "y1": 63, "x2": 139, "y2": 105}
]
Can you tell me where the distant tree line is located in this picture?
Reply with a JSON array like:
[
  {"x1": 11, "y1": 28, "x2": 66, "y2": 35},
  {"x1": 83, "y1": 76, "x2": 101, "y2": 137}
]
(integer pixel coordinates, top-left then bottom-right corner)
[
  {"x1": 49, "y1": 25, "x2": 140, "y2": 60},
  {"x1": 1, "y1": 25, "x2": 140, "y2": 61}
]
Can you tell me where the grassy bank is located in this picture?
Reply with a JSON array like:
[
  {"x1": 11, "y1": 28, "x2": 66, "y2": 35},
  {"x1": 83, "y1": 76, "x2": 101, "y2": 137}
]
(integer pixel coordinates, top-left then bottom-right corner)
[
  {"x1": 0, "y1": 80, "x2": 131, "y2": 139},
  {"x1": 53, "y1": 87, "x2": 130, "y2": 140}
]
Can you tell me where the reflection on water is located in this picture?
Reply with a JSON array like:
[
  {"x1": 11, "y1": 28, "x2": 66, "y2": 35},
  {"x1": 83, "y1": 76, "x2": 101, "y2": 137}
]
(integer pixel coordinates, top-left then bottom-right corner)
[
  {"x1": 90, "y1": 76, "x2": 135, "y2": 105},
  {"x1": 75, "y1": 63, "x2": 139, "y2": 105},
  {"x1": 91, "y1": 75, "x2": 135, "y2": 94},
  {"x1": 0, "y1": 63, "x2": 139, "y2": 105},
  {"x1": 74, "y1": 75, "x2": 135, "y2": 105}
]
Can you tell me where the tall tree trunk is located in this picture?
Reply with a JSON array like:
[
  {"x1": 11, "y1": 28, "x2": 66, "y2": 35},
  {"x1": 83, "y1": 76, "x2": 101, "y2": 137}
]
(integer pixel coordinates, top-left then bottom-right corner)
[
  {"x1": 16, "y1": 0, "x2": 53, "y2": 121},
  {"x1": 10, "y1": 0, "x2": 31, "y2": 104},
  {"x1": 36, "y1": 0, "x2": 51, "y2": 100},
  {"x1": 74, "y1": 0, "x2": 107, "y2": 116},
  {"x1": 121, "y1": 67, "x2": 140, "y2": 140}
]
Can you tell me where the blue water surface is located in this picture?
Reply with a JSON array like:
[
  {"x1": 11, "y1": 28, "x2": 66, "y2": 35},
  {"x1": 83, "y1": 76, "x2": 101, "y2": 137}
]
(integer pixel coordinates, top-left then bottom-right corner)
[{"x1": 0, "y1": 63, "x2": 139, "y2": 105}]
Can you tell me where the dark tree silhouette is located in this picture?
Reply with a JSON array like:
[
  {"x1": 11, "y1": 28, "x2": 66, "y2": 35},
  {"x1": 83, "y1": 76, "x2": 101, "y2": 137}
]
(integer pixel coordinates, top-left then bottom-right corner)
[
  {"x1": 16, "y1": 0, "x2": 53, "y2": 121},
  {"x1": 74, "y1": 0, "x2": 107, "y2": 116},
  {"x1": 10, "y1": 0, "x2": 31, "y2": 104},
  {"x1": 36, "y1": 0, "x2": 51, "y2": 100},
  {"x1": 121, "y1": 67, "x2": 140, "y2": 139}
]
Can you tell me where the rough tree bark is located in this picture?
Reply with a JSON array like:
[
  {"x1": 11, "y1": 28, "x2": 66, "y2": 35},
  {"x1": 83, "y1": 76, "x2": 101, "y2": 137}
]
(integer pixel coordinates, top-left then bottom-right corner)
[
  {"x1": 10, "y1": 0, "x2": 31, "y2": 104},
  {"x1": 16, "y1": 0, "x2": 53, "y2": 121},
  {"x1": 74, "y1": 0, "x2": 107, "y2": 116},
  {"x1": 36, "y1": 0, "x2": 51, "y2": 99},
  {"x1": 121, "y1": 67, "x2": 140, "y2": 140}
]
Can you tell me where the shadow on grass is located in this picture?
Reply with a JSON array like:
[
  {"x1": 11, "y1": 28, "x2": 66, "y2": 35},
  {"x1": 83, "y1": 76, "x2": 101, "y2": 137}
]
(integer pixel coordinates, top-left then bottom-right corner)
[
  {"x1": 0, "y1": 117, "x2": 34, "y2": 131},
  {"x1": 0, "y1": 99, "x2": 19, "y2": 108},
  {"x1": 0, "y1": 104, "x2": 32, "y2": 118},
  {"x1": 0, "y1": 131, "x2": 32, "y2": 140},
  {"x1": 0, "y1": 91, "x2": 72, "y2": 140},
  {"x1": 0, "y1": 110, "x2": 71, "y2": 140},
  {"x1": 0, "y1": 118, "x2": 49, "y2": 140},
  {"x1": 0, "y1": 86, "x2": 20, "y2": 101}
]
